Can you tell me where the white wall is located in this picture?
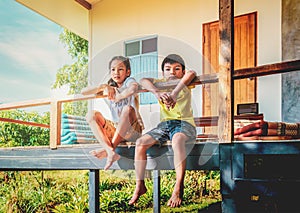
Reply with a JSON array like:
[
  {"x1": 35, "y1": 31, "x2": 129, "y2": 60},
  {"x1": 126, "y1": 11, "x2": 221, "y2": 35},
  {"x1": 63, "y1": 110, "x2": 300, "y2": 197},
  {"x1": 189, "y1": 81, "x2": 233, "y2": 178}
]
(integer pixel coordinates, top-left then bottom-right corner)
[{"x1": 235, "y1": 0, "x2": 282, "y2": 121}]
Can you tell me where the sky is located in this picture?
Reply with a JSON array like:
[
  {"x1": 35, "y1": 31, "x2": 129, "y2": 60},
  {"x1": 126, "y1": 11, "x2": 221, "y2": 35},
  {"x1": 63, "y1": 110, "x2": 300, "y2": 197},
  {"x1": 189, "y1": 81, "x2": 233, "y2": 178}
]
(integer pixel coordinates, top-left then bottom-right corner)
[{"x1": 0, "y1": 0, "x2": 72, "y2": 108}]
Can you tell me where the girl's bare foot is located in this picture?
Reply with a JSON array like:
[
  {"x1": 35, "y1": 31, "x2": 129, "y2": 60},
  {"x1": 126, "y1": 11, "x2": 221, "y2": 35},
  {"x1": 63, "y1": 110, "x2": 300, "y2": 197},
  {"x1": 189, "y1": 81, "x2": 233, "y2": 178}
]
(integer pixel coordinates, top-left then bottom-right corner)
[
  {"x1": 104, "y1": 152, "x2": 120, "y2": 170},
  {"x1": 167, "y1": 190, "x2": 183, "y2": 208},
  {"x1": 89, "y1": 148, "x2": 107, "y2": 159},
  {"x1": 128, "y1": 184, "x2": 147, "y2": 205}
]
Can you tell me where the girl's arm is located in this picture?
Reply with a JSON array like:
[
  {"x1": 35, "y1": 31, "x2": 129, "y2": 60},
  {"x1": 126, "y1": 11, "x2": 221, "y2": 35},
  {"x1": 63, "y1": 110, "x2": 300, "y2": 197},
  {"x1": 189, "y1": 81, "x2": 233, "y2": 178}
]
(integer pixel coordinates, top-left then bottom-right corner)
[
  {"x1": 114, "y1": 81, "x2": 139, "y2": 102},
  {"x1": 140, "y1": 78, "x2": 173, "y2": 105},
  {"x1": 139, "y1": 78, "x2": 162, "y2": 99},
  {"x1": 81, "y1": 84, "x2": 108, "y2": 95},
  {"x1": 81, "y1": 83, "x2": 116, "y2": 100}
]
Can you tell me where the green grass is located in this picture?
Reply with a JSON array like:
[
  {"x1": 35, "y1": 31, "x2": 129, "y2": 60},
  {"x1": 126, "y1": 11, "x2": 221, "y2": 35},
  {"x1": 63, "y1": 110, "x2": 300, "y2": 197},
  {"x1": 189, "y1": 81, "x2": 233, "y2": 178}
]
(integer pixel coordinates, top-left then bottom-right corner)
[{"x1": 0, "y1": 170, "x2": 221, "y2": 212}]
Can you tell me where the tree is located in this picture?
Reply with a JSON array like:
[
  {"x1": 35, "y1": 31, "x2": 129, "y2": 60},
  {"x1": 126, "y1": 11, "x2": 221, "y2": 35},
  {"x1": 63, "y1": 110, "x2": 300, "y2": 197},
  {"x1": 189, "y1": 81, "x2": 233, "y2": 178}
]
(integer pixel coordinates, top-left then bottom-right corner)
[
  {"x1": 0, "y1": 29, "x2": 88, "y2": 147},
  {"x1": 0, "y1": 110, "x2": 49, "y2": 147},
  {"x1": 52, "y1": 29, "x2": 89, "y2": 116}
]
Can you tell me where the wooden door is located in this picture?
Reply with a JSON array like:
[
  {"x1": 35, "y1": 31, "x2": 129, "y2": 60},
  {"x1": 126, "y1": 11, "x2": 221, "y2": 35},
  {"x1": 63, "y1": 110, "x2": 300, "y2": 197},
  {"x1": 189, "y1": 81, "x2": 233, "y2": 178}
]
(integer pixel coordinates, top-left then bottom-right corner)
[{"x1": 202, "y1": 12, "x2": 257, "y2": 119}]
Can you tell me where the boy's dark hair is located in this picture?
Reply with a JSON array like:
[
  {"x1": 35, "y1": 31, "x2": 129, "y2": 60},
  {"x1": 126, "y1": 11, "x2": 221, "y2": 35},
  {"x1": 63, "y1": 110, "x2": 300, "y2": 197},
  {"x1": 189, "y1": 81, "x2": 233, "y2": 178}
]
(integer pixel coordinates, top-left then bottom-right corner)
[
  {"x1": 107, "y1": 56, "x2": 131, "y2": 87},
  {"x1": 161, "y1": 54, "x2": 185, "y2": 71}
]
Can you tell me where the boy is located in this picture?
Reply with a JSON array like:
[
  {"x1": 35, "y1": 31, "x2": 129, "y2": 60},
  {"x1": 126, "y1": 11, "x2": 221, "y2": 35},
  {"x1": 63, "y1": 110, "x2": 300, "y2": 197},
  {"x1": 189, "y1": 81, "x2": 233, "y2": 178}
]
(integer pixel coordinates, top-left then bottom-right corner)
[{"x1": 129, "y1": 54, "x2": 196, "y2": 207}]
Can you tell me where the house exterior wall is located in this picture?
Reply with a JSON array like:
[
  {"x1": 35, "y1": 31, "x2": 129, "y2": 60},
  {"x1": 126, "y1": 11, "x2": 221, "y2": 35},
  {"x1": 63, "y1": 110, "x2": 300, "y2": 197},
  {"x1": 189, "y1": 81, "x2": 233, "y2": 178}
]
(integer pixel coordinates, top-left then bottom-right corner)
[
  {"x1": 88, "y1": 0, "x2": 282, "y2": 128},
  {"x1": 16, "y1": 0, "x2": 283, "y2": 126}
]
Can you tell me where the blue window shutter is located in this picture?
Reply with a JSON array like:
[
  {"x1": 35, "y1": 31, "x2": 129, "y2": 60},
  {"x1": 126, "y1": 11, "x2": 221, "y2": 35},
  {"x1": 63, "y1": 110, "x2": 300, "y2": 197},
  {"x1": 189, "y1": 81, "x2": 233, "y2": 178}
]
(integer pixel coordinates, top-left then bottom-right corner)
[
  {"x1": 129, "y1": 55, "x2": 141, "y2": 80},
  {"x1": 129, "y1": 53, "x2": 158, "y2": 105}
]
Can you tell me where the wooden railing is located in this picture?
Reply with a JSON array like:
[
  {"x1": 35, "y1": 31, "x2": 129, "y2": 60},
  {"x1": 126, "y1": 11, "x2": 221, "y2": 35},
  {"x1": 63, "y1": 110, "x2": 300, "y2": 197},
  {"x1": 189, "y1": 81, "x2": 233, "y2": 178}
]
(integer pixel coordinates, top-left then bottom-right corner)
[
  {"x1": 0, "y1": 59, "x2": 299, "y2": 149},
  {"x1": 0, "y1": 94, "x2": 103, "y2": 149},
  {"x1": 0, "y1": 74, "x2": 218, "y2": 149}
]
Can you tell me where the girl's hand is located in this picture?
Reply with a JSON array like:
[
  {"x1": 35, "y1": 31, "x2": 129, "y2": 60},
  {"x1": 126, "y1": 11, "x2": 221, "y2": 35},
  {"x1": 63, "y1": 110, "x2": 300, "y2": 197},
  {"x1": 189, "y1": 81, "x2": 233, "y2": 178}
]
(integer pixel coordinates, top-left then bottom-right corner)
[{"x1": 103, "y1": 85, "x2": 116, "y2": 100}]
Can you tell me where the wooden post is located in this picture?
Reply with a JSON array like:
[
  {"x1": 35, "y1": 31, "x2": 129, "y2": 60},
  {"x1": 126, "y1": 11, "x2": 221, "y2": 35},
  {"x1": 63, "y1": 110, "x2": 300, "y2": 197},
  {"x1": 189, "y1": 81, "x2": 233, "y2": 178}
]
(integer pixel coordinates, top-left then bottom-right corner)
[
  {"x1": 153, "y1": 170, "x2": 161, "y2": 213},
  {"x1": 89, "y1": 169, "x2": 100, "y2": 213},
  {"x1": 218, "y1": 0, "x2": 234, "y2": 143},
  {"x1": 49, "y1": 100, "x2": 62, "y2": 149}
]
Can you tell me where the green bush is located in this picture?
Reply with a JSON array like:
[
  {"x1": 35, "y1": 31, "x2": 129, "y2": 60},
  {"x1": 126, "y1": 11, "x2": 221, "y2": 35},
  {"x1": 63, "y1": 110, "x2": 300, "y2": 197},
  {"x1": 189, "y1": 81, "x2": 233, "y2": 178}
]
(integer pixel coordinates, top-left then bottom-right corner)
[{"x1": 0, "y1": 169, "x2": 220, "y2": 212}]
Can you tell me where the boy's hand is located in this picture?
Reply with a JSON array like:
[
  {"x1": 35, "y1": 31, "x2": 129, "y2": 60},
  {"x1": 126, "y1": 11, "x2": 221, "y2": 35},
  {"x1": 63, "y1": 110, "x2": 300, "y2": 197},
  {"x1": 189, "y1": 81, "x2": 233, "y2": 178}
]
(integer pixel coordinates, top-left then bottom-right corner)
[
  {"x1": 157, "y1": 92, "x2": 176, "y2": 110},
  {"x1": 164, "y1": 95, "x2": 176, "y2": 110},
  {"x1": 166, "y1": 93, "x2": 177, "y2": 110}
]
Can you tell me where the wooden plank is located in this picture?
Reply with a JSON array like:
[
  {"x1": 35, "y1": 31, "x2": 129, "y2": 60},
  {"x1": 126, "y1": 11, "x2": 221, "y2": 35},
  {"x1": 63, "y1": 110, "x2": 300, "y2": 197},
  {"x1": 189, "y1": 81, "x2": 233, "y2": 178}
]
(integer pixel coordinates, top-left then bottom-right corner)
[
  {"x1": 0, "y1": 117, "x2": 49, "y2": 128},
  {"x1": 0, "y1": 98, "x2": 51, "y2": 111},
  {"x1": 193, "y1": 114, "x2": 263, "y2": 127},
  {"x1": 153, "y1": 170, "x2": 161, "y2": 213},
  {"x1": 89, "y1": 170, "x2": 100, "y2": 213},
  {"x1": 218, "y1": 0, "x2": 234, "y2": 143},
  {"x1": 75, "y1": 0, "x2": 92, "y2": 10},
  {"x1": 0, "y1": 143, "x2": 220, "y2": 170},
  {"x1": 0, "y1": 94, "x2": 103, "y2": 112},
  {"x1": 0, "y1": 74, "x2": 216, "y2": 112},
  {"x1": 233, "y1": 59, "x2": 300, "y2": 79},
  {"x1": 151, "y1": 73, "x2": 218, "y2": 90},
  {"x1": 50, "y1": 100, "x2": 62, "y2": 149},
  {"x1": 84, "y1": 74, "x2": 219, "y2": 95}
]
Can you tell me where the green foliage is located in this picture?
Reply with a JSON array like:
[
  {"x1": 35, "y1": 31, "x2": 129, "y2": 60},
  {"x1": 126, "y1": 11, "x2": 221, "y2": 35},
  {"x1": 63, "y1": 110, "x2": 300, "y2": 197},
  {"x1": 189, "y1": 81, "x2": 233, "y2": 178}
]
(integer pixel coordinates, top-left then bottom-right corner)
[
  {"x1": 0, "y1": 110, "x2": 49, "y2": 147},
  {"x1": 59, "y1": 29, "x2": 88, "y2": 59},
  {"x1": 0, "y1": 171, "x2": 89, "y2": 213},
  {"x1": 0, "y1": 170, "x2": 221, "y2": 212},
  {"x1": 53, "y1": 29, "x2": 89, "y2": 116},
  {"x1": 99, "y1": 170, "x2": 221, "y2": 212}
]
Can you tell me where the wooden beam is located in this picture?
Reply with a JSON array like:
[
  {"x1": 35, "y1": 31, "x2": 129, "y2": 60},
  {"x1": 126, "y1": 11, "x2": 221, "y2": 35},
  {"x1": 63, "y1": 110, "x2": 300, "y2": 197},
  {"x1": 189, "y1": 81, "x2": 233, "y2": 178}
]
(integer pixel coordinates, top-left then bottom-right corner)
[
  {"x1": 0, "y1": 143, "x2": 220, "y2": 170},
  {"x1": 50, "y1": 100, "x2": 62, "y2": 149},
  {"x1": 0, "y1": 117, "x2": 49, "y2": 128},
  {"x1": 153, "y1": 170, "x2": 161, "y2": 213},
  {"x1": 152, "y1": 73, "x2": 218, "y2": 91},
  {"x1": 75, "y1": 0, "x2": 92, "y2": 10},
  {"x1": 0, "y1": 98, "x2": 51, "y2": 111},
  {"x1": 82, "y1": 74, "x2": 219, "y2": 95},
  {"x1": 234, "y1": 59, "x2": 300, "y2": 79},
  {"x1": 89, "y1": 170, "x2": 100, "y2": 213},
  {"x1": 218, "y1": 0, "x2": 234, "y2": 143}
]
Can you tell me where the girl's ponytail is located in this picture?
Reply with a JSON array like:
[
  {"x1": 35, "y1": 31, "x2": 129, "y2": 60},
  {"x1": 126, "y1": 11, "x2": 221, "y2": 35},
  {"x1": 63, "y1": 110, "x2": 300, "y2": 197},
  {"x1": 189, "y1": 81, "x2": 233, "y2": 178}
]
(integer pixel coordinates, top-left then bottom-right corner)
[{"x1": 107, "y1": 78, "x2": 118, "y2": 87}]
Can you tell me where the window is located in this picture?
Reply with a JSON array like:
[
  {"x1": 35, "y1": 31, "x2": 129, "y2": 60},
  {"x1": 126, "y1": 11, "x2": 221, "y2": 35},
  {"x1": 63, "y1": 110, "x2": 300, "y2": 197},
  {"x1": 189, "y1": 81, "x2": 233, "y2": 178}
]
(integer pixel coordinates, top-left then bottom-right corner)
[{"x1": 125, "y1": 37, "x2": 158, "y2": 105}]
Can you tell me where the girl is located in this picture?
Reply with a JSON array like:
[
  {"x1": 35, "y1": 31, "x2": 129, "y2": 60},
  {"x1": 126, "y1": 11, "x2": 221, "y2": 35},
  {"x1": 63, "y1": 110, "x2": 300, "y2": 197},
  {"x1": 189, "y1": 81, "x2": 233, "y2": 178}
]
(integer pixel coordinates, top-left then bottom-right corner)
[{"x1": 84, "y1": 56, "x2": 144, "y2": 170}]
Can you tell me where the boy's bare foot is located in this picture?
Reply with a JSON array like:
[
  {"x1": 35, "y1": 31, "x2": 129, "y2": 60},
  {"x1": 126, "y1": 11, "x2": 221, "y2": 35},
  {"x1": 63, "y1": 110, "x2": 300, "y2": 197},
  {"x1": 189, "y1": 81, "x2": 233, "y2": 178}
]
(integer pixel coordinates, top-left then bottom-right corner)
[
  {"x1": 104, "y1": 152, "x2": 120, "y2": 170},
  {"x1": 128, "y1": 184, "x2": 147, "y2": 205},
  {"x1": 167, "y1": 191, "x2": 183, "y2": 208},
  {"x1": 89, "y1": 148, "x2": 107, "y2": 159}
]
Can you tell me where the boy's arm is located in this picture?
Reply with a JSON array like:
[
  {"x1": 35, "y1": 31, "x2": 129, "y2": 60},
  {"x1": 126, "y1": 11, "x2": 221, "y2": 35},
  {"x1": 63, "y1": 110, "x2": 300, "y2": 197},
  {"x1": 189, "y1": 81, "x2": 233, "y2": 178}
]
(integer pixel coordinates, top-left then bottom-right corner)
[
  {"x1": 171, "y1": 70, "x2": 196, "y2": 98},
  {"x1": 162, "y1": 70, "x2": 196, "y2": 110}
]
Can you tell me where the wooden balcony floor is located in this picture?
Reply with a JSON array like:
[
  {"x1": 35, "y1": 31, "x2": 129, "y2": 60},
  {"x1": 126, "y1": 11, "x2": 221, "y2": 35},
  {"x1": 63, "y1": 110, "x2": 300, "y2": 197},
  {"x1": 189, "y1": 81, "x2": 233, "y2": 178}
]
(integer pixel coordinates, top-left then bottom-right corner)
[{"x1": 0, "y1": 142, "x2": 220, "y2": 171}]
